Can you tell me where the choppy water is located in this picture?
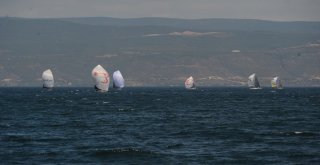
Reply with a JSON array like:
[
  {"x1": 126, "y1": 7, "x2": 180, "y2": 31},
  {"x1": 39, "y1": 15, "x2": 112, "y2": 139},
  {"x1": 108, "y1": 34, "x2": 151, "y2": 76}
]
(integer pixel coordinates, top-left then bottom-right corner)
[{"x1": 0, "y1": 87, "x2": 319, "y2": 164}]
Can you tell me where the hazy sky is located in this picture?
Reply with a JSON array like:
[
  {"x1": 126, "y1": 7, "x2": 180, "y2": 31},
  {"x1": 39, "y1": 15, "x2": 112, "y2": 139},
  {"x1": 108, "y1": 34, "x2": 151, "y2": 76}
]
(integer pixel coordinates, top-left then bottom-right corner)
[{"x1": 1, "y1": 0, "x2": 320, "y2": 21}]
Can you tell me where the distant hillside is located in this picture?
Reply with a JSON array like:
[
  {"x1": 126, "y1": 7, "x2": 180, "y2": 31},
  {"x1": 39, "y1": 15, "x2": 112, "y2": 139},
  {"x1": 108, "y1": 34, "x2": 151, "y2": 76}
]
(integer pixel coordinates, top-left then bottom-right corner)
[
  {"x1": 59, "y1": 17, "x2": 320, "y2": 33},
  {"x1": 0, "y1": 17, "x2": 319, "y2": 87}
]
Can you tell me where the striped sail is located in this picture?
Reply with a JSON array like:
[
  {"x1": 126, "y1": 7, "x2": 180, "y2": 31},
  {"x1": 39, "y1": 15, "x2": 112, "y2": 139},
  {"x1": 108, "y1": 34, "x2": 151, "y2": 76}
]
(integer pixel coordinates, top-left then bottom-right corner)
[
  {"x1": 42, "y1": 69, "x2": 54, "y2": 88},
  {"x1": 92, "y1": 65, "x2": 110, "y2": 92},
  {"x1": 271, "y1": 76, "x2": 283, "y2": 89}
]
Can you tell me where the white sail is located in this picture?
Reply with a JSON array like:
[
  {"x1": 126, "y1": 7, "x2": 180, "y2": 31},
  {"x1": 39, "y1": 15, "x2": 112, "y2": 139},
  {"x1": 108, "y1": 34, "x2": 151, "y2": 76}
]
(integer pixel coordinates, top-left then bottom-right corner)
[
  {"x1": 113, "y1": 70, "x2": 125, "y2": 89},
  {"x1": 248, "y1": 73, "x2": 261, "y2": 89},
  {"x1": 185, "y1": 76, "x2": 196, "y2": 89},
  {"x1": 91, "y1": 65, "x2": 110, "y2": 92},
  {"x1": 271, "y1": 76, "x2": 283, "y2": 89},
  {"x1": 42, "y1": 69, "x2": 54, "y2": 88}
]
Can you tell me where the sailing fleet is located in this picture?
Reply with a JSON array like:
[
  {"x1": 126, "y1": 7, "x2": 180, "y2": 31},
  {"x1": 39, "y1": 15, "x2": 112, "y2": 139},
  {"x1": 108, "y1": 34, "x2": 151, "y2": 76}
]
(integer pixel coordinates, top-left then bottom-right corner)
[
  {"x1": 41, "y1": 66, "x2": 283, "y2": 91},
  {"x1": 41, "y1": 65, "x2": 125, "y2": 91}
]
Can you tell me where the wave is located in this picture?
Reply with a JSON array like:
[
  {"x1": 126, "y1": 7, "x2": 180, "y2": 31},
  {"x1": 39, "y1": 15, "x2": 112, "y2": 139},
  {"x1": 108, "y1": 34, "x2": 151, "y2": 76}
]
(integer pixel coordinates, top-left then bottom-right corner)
[
  {"x1": 91, "y1": 148, "x2": 156, "y2": 157},
  {"x1": 167, "y1": 143, "x2": 184, "y2": 149},
  {"x1": 277, "y1": 131, "x2": 318, "y2": 136},
  {"x1": 0, "y1": 122, "x2": 11, "y2": 128},
  {"x1": 1, "y1": 133, "x2": 33, "y2": 142},
  {"x1": 1, "y1": 133, "x2": 69, "y2": 143}
]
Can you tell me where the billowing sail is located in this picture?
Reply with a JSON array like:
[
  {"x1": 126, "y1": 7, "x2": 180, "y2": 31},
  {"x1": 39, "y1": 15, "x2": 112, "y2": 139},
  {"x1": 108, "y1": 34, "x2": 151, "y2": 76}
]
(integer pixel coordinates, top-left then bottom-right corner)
[
  {"x1": 248, "y1": 73, "x2": 261, "y2": 89},
  {"x1": 185, "y1": 76, "x2": 196, "y2": 89},
  {"x1": 42, "y1": 69, "x2": 54, "y2": 88},
  {"x1": 271, "y1": 76, "x2": 283, "y2": 89},
  {"x1": 113, "y1": 70, "x2": 125, "y2": 89},
  {"x1": 91, "y1": 65, "x2": 110, "y2": 92}
]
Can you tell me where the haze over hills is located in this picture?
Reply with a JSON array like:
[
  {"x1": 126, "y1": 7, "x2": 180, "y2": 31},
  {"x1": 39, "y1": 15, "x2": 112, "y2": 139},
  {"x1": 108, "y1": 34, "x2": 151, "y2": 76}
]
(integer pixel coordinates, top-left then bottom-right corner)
[{"x1": 0, "y1": 17, "x2": 319, "y2": 87}]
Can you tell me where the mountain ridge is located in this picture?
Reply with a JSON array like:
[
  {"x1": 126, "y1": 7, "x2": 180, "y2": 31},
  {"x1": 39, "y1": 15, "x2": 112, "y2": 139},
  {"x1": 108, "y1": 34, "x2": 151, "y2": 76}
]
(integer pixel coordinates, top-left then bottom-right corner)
[{"x1": 0, "y1": 17, "x2": 319, "y2": 87}]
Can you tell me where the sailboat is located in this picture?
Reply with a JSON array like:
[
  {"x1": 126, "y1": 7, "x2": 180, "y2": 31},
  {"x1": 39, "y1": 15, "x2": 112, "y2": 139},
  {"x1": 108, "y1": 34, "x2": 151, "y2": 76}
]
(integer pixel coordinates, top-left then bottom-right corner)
[
  {"x1": 113, "y1": 70, "x2": 125, "y2": 89},
  {"x1": 271, "y1": 76, "x2": 283, "y2": 89},
  {"x1": 91, "y1": 65, "x2": 110, "y2": 92},
  {"x1": 185, "y1": 76, "x2": 196, "y2": 89},
  {"x1": 248, "y1": 73, "x2": 261, "y2": 89},
  {"x1": 42, "y1": 69, "x2": 54, "y2": 89}
]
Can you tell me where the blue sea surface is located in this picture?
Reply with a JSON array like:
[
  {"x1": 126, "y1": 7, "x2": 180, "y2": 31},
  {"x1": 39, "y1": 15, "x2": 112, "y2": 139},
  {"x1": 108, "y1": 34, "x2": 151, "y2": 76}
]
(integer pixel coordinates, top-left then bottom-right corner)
[{"x1": 0, "y1": 87, "x2": 319, "y2": 164}]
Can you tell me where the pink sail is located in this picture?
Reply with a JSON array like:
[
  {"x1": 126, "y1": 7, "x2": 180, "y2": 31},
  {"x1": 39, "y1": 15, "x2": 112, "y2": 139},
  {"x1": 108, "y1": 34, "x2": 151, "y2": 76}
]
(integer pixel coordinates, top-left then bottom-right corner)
[
  {"x1": 185, "y1": 76, "x2": 196, "y2": 89},
  {"x1": 92, "y1": 65, "x2": 110, "y2": 92}
]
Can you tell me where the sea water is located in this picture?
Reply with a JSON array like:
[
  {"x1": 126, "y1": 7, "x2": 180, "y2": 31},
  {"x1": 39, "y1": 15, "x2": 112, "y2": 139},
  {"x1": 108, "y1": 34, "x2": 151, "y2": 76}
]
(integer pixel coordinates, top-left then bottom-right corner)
[{"x1": 0, "y1": 87, "x2": 319, "y2": 164}]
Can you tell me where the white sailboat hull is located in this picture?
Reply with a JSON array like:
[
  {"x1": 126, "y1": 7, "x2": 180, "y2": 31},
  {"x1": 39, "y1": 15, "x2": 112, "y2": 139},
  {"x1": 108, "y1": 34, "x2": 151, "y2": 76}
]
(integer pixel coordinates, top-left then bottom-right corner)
[{"x1": 250, "y1": 87, "x2": 262, "y2": 90}]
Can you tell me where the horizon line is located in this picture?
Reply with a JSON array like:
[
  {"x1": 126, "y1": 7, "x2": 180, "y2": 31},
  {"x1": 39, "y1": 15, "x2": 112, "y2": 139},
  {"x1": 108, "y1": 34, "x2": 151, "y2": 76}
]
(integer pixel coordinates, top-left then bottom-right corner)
[{"x1": 2, "y1": 16, "x2": 320, "y2": 23}]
